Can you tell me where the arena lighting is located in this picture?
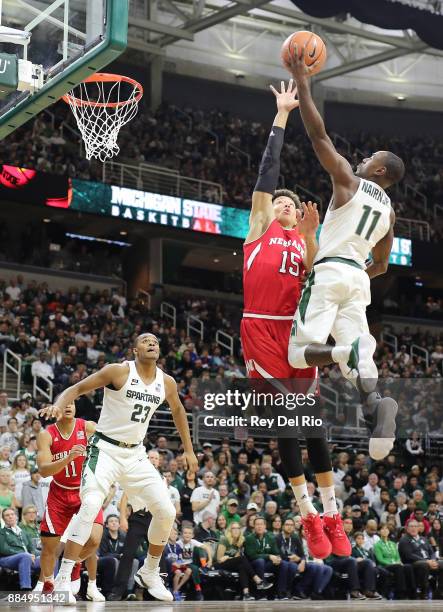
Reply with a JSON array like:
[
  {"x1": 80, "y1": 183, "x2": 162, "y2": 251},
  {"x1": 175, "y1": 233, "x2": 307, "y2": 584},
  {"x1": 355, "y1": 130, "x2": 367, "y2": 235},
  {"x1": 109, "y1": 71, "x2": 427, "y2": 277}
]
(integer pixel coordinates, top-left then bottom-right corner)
[
  {"x1": 65, "y1": 232, "x2": 131, "y2": 247},
  {"x1": 42, "y1": 218, "x2": 51, "y2": 223},
  {"x1": 120, "y1": 230, "x2": 128, "y2": 236},
  {"x1": 396, "y1": 94, "x2": 406, "y2": 101}
]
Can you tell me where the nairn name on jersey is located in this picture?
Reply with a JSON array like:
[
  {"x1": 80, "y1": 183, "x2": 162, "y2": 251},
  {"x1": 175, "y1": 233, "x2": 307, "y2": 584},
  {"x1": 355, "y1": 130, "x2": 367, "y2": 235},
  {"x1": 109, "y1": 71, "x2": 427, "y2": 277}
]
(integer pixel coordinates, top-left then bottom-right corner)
[
  {"x1": 315, "y1": 178, "x2": 392, "y2": 268},
  {"x1": 97, "y1": 360, "x2": 165, "y2": 445}
]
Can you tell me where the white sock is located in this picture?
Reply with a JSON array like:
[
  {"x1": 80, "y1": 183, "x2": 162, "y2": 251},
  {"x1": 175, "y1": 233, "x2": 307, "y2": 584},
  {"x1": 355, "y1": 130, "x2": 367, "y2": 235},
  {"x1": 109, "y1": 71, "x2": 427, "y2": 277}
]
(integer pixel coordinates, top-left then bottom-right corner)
[
  {"x1": 144, "y1": 553, "x2": 161, "y2": 572},
  {"x1": 57, "y1": 558, "x2": 75, "y2": 580},
  {"x1": 291, "y1": 482, "x2": 317, "y2": 517},
  {"x1": 331, "y1": 345, "x2": 351, "y2": 364},
  {"x1": 319, "y1": 485, "x2": 338, "y2": 517},
  {"x1": 88, "y1": 579, "x2": 96, "y2": 588}
]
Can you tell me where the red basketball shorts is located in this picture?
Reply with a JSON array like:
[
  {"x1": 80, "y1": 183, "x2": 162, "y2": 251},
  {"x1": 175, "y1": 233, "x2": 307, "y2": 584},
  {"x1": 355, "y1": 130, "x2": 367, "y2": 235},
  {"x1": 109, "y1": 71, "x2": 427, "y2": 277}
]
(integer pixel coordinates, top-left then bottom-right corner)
[
  {"x1": 241, "y1": 317, "x2": 317, "y2": 383},
  {"x1": 40, "y1": 480, "x2": 103, "y2": 536}
]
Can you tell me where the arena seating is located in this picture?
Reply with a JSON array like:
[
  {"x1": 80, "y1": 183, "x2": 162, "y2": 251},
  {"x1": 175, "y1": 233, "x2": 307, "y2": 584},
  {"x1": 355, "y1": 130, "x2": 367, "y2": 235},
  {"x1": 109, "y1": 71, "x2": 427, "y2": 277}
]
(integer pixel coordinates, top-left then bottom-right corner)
[{"x1": 1, "y1": 103, "x2": 442, "y2": 241}]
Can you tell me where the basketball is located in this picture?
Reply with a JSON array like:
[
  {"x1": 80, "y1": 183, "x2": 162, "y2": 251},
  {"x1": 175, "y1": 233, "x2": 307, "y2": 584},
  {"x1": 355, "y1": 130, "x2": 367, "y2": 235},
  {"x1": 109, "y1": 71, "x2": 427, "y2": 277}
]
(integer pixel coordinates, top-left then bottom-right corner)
[
  {"x1": 0, "y1": 165, "x2": 36, "y2": 189},
  {"x1": 281, "y1": 30, "x2": 327, "y2": 76}
]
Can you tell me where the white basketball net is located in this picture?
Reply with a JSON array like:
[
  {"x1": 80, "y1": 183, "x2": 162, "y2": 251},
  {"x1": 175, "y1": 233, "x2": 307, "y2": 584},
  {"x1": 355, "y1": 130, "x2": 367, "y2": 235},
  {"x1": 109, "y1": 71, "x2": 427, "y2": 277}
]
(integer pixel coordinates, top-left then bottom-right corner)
[{"x1": 64, "y1": 78, "x2": 141, "y2": 162}]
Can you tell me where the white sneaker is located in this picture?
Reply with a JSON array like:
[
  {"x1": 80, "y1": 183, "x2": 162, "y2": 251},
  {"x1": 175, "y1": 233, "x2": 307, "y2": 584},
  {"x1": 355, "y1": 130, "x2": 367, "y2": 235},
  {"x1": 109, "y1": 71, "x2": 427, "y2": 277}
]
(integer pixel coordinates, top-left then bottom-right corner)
[
  {"x1": 368, "y1": 397, "x2": 398, "y2": 460},
  {"x1": 33, "y1": 581, "x2": 43, "y2": 593},
  {"x1": 70, "y1": 578, "x2": 81, "y2": 596},
  {"x1": 134, "y1": 567, "x2": 173, "y2": 602},
  {"x1": 86, "y1": 581, "x2": 105, "y2": 602},
  {"x1": 347, "y1": 334, "x2": 378, "y2": 393},
  {"x1": 53, "y1": 575, "x2": 76, "y2": 605}
]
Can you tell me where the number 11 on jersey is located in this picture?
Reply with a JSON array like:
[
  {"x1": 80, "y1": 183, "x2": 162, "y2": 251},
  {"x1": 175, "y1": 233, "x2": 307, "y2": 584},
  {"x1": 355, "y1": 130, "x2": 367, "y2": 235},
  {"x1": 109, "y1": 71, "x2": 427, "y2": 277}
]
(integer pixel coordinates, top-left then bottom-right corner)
[{"x1": 64, "y1": 461, "x2": 77, "y2": 478}]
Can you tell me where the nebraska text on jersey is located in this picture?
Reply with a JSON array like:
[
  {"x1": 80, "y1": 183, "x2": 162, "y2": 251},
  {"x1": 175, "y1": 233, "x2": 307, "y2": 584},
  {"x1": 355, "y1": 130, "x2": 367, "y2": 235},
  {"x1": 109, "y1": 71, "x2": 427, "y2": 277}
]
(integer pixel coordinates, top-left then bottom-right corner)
[{"x1": 268, "y1": 236, "x2": 305, "y2": 255}]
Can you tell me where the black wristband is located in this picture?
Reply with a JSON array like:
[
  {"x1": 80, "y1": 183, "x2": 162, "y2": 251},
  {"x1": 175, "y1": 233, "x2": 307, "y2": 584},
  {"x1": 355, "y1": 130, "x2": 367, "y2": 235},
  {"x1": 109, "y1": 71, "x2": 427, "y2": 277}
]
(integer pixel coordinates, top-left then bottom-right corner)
[{"x1": 254, "y1": 126, "x2": 285, "y2": 195}]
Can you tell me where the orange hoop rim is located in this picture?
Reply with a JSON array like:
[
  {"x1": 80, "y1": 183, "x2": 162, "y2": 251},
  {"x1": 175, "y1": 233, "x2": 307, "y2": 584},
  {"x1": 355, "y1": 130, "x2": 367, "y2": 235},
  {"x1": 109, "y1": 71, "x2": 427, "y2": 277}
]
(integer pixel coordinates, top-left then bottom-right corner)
[{"x1": 62, "y1": 73, "x2": 144, "y2": 108}]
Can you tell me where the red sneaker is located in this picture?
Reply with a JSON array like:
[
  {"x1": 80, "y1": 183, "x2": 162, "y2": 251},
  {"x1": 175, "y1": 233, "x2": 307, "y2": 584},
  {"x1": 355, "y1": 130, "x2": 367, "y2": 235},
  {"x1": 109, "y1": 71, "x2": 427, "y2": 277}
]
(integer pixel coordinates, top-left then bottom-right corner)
[
  {"x1": 323, "y1": 514, "x2": 352, "y2": 556},
  {"x1": 42, "y1": 580, "x2": 54, "y2": 595},
  {"x1": 301, "y1": 513, "x2": 332, "y2": 559},
  {"x1": 71, "y1": 562, "x2": 82, "y2": 581}
]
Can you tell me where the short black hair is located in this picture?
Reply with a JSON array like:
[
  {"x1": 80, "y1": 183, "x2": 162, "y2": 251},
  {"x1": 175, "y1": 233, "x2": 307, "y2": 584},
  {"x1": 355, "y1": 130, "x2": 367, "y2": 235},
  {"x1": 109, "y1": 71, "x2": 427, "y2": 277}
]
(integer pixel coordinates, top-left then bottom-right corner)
[
  {"x1": 383, "y1": 152, "x2": 405, "y2": 186},
  {"x1": 272, "y1": 189, "x2": 301, "y2": 208},
  {"x1": 134, "y1": 333, "x2": 159, "y2": 348}
]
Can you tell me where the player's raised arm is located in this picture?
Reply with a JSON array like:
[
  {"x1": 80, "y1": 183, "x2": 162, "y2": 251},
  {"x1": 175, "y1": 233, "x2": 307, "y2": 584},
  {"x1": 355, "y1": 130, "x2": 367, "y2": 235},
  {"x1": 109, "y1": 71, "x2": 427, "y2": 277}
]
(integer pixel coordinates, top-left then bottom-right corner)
[
  {"x1": 365, "y1": 209, "x2": 396, "y2": 279},
  {"x1": 246, "y1": 80, "x2": 299, "y2": 244},
  {"x1": 164, "y1": 373, "x2": 198, "y2": 473},
  {"x1": 39, "y1": 363, "x2": 126, "y2": 420},
  {"x1": 289, "y1": 48, "x2": 357, "y2": 202}
]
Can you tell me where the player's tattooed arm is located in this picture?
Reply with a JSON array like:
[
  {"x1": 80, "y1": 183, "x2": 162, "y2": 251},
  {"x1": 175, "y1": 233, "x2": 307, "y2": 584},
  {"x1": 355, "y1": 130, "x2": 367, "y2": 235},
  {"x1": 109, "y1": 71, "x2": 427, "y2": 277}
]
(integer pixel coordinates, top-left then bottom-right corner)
[
  {"x1": 37, "y1": 430, "x2": 85, "y2": 477},
  {"x1": 365, "y1": 209, "x2": 395, "y2": 279},
  {"x1": 247, "y1": 80, "x2": 298, "y2": 244},
  {"x1": 39, "y1": 363, "x2": 128, "y2": 420},
  {"x1": 164, "y1": 373, "x2": 198, "y2": 473}
]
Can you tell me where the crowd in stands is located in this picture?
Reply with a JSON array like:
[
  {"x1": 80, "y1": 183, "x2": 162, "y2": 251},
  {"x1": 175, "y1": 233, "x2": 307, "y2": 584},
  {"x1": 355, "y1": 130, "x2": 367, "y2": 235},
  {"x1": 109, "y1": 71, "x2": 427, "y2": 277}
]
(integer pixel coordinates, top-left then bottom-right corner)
[
  {"x1": 1, "y1": 101, "x2": 443, "y2": 241},
  {"x1": 2, "y1": 405, "x2": 443, "y2": 601},
  {"x1": 0, "y1": 223, "x2": 125, "y2": 278},
  {"x1": 0, "y1": 274, "x2": 441, "y2": 600}
]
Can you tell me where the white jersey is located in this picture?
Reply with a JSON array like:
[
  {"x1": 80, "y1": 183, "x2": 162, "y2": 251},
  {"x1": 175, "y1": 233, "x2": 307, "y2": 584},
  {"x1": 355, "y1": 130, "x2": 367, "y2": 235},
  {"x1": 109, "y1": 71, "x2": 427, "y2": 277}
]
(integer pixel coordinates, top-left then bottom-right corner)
[
  {"x1": 97, "y1": 361, "x2": 165, "y2": 445},
  {"x1": 315, "y1": 178, "x2": 392, "y2": 268}
]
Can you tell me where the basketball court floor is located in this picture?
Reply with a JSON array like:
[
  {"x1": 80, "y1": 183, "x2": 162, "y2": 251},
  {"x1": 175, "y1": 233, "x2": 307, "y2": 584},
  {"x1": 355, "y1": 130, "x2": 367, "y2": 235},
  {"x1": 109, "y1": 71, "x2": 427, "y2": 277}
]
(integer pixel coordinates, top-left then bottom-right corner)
[{"x1": 2, "y1": 602, "x2": 443, "y2": 611}]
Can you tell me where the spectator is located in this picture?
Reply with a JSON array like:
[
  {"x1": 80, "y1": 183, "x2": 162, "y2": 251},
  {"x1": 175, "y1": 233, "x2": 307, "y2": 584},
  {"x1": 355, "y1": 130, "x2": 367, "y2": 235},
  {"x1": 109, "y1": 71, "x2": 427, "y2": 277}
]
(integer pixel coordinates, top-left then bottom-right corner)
[
  {"x1": 21, "y1": 467, "x2": 45, "y2": 520},
  {"x1": 19, "y1": 505, "x2": 41, "y2": 554},
  {"x1": 0, "y1": 468, "x2": 15, "y2": 513},
  {"x1": 11, "y1": 453, "x2": 31, "y2": 507},
  {"x1": 380, "y1": 500, "x2": 401, "y2": 528},
  {"x1": 398, "y1": 519, "x2": 443, "y2": 599},
  {"x1": 163, "y1": 470, "x2": 182, "y2": 520},
  {"x1": 0, "y1": 418, "x2": 20, "y2": 454},
  {"x1": 244, "y1": 516, "x2": 295, "y2": 600},
  {"x1": 191, "y1": 471, "x2": 220, "y2": 524},
  {"x1": 216, "y1": 521, "x2": 272, "y2": 600},
  {"x1": 98, "y1": 515, "x2": 128, "y2": 599},
  {"x1": 194, "y1": 512, "x2": 218, "y2": 544},
  {"x1": 177, "y1": 524, "x2": 209, "y2": 601},
  {"x1": 0, "y1": 507, "x2": 40, "y2": 589},
  {"x1": 31, "y1": 352, "x2": 54, "y2": 385},
  {"x1": 363, "y1": 473, "x2": 381, "y2": 509},
  {"x1": 180, "y1": 469, "x2": 198, "y2": 523},
  {"x1": 351, "y1": 531, "x2": 382, "y2": 599},
  {"x1": 260, "y1": 463, "x2": 285, "y2": 498},
  {"x1": 363, "y1": 519, "x2": 381, "y2": 553},
  {"x1": 373, "y1": 523, "x2": 416, "y2": 600},
  {"x1": 221, "y1": 498, "x2": 241, "y2": 526},
  {"x1": 242, "y1": 437, "x2": 260, "y2": 464},
  {"x1": 0, "y1": 445, "x2": 12, "y2": 469},
  {"x1": 155, "y1": 436, "x2": 174, "y2": 463}
]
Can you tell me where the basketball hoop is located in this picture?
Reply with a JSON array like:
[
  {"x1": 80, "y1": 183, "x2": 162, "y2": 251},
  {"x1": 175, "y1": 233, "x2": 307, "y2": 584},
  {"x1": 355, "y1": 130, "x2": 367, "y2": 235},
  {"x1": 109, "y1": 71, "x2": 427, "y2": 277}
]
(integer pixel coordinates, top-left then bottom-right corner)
[{"x1": 62, "y1": 73, "x2": 143, "y2": 162}]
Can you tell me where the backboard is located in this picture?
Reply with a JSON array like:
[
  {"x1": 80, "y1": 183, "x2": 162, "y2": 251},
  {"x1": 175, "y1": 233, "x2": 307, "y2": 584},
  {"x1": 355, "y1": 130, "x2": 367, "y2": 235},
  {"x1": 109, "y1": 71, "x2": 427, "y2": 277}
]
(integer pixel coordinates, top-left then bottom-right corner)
[{"x1": 0, "y1": 0, "x2": 128, "y2": 139}]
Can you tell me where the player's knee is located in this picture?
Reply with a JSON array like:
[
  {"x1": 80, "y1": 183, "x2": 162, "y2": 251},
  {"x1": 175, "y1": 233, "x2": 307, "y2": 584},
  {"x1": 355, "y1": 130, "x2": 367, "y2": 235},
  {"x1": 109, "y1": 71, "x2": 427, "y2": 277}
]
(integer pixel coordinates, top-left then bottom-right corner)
[
  {"x1": 148, "y1": 499, "x2": 176, "y2": 546},
  {"x1": 288, "y1": 344, "x2": 308, "y2": 368},
  {"x1": 78, "y1": 492, "x2": 103, "y2": 524}
]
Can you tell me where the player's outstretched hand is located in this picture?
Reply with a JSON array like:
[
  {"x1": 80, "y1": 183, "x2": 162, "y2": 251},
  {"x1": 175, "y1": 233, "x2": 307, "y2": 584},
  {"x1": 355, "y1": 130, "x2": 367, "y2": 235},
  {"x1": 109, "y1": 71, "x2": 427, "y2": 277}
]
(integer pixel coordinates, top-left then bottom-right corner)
[
  {"x1": 296, "y1": 201, "x2": 319, "y2": 237},
  {"x1": 289, "y1": 44, "x2": 322, "y2": 82},
  {"x1": 183, "y1": 450, "x2": 199, "y2": 474},
  {"x1": 38, "y1": 404, "x2": 62, "y2": 420},
  {"x1": 269, "y1": 79, "x2": 299, "y2": 113}
]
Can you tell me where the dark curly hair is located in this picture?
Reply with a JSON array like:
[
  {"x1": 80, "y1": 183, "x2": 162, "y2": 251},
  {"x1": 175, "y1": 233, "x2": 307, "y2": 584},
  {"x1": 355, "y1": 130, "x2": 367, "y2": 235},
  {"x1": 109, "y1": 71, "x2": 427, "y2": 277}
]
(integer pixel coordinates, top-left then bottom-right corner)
[{"x1": 272, "y1": 189, "x2": 301, "y2": 209}]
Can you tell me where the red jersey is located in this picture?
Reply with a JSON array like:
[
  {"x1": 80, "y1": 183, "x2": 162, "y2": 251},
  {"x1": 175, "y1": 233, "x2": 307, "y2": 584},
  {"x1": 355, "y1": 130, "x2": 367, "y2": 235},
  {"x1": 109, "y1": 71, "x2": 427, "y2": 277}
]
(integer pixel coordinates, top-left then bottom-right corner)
[
  {"x1": 243, "y1": 219, "x2": 306, "y2": 318},
  {"x1": 46, "y1": 418, "x2": 87, "y2": 489}
]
